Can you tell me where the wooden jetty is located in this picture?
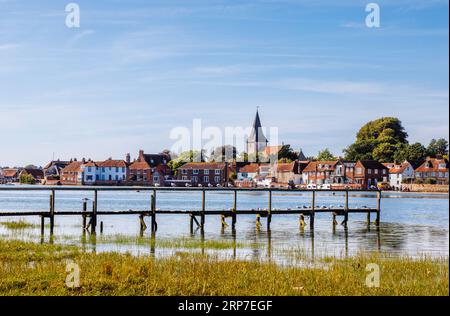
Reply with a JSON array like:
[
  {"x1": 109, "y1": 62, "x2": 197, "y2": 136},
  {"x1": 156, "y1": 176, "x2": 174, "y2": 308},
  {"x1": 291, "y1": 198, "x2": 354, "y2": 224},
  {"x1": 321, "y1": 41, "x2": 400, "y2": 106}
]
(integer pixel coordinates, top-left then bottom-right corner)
[{"x1": 0, "y1": 187, "x2": 382, "y2": 235}]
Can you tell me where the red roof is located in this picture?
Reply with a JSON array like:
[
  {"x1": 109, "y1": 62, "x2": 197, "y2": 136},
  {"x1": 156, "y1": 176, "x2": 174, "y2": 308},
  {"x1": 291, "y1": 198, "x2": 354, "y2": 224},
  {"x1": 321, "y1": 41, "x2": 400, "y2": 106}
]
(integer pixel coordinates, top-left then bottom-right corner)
[
  {"x1": 97, "y1": 160, "x2": 127, "y2": 168},
  {"x1": 303, "y1": 161, "x2": 338, "y2": 172},
  {"x1": 239, "y1": 164, "x2": 259, "y2": 173},
  {"x1": 62, "y1": 161, "x2": 83, "y2": 173},
  {"x1": 415, "y1": 158, "x2": 449, "y2": 172},
  {"x1": 179, "y1": 162, "x2": 226, "y2": 170},
  {"x1": 2, "y1": 168, "x2": 19, "y2": 177}
]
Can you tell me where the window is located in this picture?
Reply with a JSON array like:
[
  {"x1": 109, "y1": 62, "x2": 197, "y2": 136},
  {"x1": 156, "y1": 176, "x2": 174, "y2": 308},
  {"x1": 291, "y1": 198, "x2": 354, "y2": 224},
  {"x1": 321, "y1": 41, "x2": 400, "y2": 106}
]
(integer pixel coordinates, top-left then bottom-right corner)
[
  {"x1": 374, "y1": 169, "x2": 378, "y2": 174},
  {"x1": 204, "y1": 169, "x2": 209, "y2": 175},
  {"x1": 193, "y1": 169, "x2": 199, "y2": 175},
  {"x1": 193, "y1": 176, "x2": 198, "y2": 182},
  {"x1": 214, "y1": 176, "x2": 221, "y2": 183},
  {"x1": 182, "y1": 176, "x2": 188, "y2": 181},
  {"x1": 116, "y1": 167, "x2": 119, "y2": 172},
  {"x1": 181, "y1": 169, "x2": 187, "y2": 174},
  {"x1": 122, "y1": 167, "x2": 125, "y2": 172},
  {"x1": 215, "y1": 169, "x2": 221, "y2": 175},
  {"x1": 204, "y1": 176, "x2": 209, "y2": 183},
  {"x1": 87, "y1": 167, "x2": 91, "y2": 172},
  {"x1": 382, "y1": 169, "x2": 386, "y2": 175},
  {"x1": 153, "y1": 176, "x2": 159, "y2": 182},
  {"x1": 368, "y1": 169, "x2": 372, "y2": 174},
  {"x1": 356, "y1": 168, "x2": 362, "y2": 175}
]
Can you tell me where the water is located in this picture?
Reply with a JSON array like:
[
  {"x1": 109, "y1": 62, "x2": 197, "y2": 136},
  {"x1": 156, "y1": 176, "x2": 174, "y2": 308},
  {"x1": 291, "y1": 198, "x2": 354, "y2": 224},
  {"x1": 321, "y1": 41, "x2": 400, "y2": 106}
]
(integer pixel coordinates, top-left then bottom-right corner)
[{"x1": 0, "y1": 187, "x2": 448, "y2": 264}]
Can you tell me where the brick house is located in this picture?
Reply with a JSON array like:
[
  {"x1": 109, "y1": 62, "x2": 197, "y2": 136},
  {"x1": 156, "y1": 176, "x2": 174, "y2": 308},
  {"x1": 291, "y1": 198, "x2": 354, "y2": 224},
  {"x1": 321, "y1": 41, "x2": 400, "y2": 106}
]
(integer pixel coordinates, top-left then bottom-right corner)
[
  {"x1": 128, "y1": 150, "x2": 172, "y2": 186},
  {"x1": 302, "y1": 161, "x2": 339, "y2": 185},
  {"x1": 60, "y1": 160, "x2": 84, "y2": 185},
  {"x1": 177, "y1": 162, "x2": 231, "y2": 187},
  {"x1": 353, "y1": 160, "x2": 389, "y2": 188},
  {"x1": 271, "y1": 161, "x2": 304, "y2": 185},
  {"x1": 414, "y1": 158, "x2": 449, "y2": 184}
]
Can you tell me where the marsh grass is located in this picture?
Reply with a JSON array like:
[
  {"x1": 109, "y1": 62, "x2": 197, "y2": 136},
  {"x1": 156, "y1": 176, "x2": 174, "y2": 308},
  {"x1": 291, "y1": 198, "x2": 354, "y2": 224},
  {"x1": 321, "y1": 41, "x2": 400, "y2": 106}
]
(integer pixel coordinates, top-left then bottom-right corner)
[
  {"x1": 1, "y1": 220, "x2": 38, "y2": 230},
  {"x1": 94, "y1": 234, "x2": 248, "y2": 250},
  {"x1": 0, "y1": 240, "x2": 447, "y2": 296}
]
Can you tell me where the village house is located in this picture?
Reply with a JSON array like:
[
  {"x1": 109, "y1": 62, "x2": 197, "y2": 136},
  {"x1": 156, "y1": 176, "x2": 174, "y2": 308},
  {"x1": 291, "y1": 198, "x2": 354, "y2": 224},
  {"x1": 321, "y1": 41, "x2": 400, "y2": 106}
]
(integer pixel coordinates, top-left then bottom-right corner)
[
  {"x1": 43, "y1": 160, "x2": 71, "y2": 184},
  {"x1": 302, "y1": 161, "x2": 339, "y2": 186},
  {"x1": 19, "y1": 168, "x2": 45, "y2": 184},
  {"x1": 0, "y1": 168, "x2": 4, "y2": 183},
  {"x1": 384, "y1": 161, "x2": 417, "y2": 190},
  {"x1": 271, "y1": 161, "x2": 306, "y2": 186},
  {"x1": 60, "y1": 156, "x2": 130, "y2": 186},
  {"x1": 177, "y1": 162, "x2": 231, "y2": 187},
  {"x1": 60, "y1": 160, "x2": 84, "y2": 185},
  {"x1": 353, "y1": 160, "x2": 389, "y2": 189},
  {"x1": 1, "y1": 168, "x2": 20, "y2": 183},
  {"x1": 414, "y1": 158, "x2": 449, "y2": 184},
  {"x1": 128, "y1": 150, "x2": 172, "y2": 186}
]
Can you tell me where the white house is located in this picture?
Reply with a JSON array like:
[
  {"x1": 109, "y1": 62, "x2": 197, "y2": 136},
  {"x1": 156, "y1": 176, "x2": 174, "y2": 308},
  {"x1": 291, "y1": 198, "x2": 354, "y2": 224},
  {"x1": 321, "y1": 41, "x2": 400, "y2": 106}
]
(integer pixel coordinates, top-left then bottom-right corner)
[
  {"x1": 237, "y1": 164, "x2": 259, "y2": 181},
  {"x1": 80, "y1": 159, "x2": 128, "y2": 185},
  {"x1": 386, "y1": 161, "x2": 415, "y2": 190}
]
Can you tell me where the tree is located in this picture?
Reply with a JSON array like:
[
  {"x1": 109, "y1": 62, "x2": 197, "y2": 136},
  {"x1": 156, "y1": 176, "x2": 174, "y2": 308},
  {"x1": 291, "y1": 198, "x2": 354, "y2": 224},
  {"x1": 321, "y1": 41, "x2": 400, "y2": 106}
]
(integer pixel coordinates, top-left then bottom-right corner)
[
  {"x1": 19, "y1": 173, "x2": 35, "y2": 184},
  {"x1": 344, "y1": 117, "x2": 408, "y2": 162},
  {"x1": 167, "y1": 150, "x2": 206, "y2": 173},
  {"x1": 209, "y1": 145, "x2": 237, "y2": 162},
  {"x1": 316, "y1": 148, "x2": 336, "y2": 161},
  {"x1": 393, "y1": 142, "x2": 428, "y2": 163},
  {"x1": 275, "y1": 144, "x2": 299, "y2": 162},
  {"x1": 427, "y1": 138, "x2": 449, "y2": 158}
]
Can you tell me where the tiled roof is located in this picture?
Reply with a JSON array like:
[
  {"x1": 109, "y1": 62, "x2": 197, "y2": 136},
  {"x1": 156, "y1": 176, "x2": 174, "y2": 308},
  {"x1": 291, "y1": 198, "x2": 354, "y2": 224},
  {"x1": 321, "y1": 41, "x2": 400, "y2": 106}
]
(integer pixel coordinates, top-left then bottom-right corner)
[
  {"x1": 239, "y1": 164, "x2": 259, "y2": 173},
  {"x1": 415, "y1": 158, "x2": 449, "y2": 172},
  {"x1": 129, "y1": 161, "x2": 151, "y2": 170},
  {"x1": 62, "y1": 161, "x2": 84, "y2": 173},
  {"x1": 273, "y1": 162, "x2": 296, "y2": 173},
  {"x1": 358, "y1": 160, "x2": 389, "y2": 170},
  {"x1": 179, "y1": 162, "x2": 226, "y2": 170},
  {"x1": 2, "y1": 168, "x2": 19, "y2": 177},
  {"x1": 98, "y1": 160, "x2": 127, "y2": 168},
  {"x1": 303, "y1": 161, "x2": 338, "y2": 172},
  {"x1": 21, "y1": 168, "x2": 44, "y2": 178}
]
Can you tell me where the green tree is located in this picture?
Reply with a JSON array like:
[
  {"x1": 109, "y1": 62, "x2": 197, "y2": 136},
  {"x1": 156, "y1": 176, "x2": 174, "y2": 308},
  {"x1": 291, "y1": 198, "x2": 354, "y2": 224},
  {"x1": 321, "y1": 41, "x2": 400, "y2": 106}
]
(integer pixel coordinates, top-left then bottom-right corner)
[
  {"x1": 275, "y1": 144, "x2": 299, "y2": 162},
  {"x1": 427, "y1": 138, "x2": 449, "y2": 157},
  {"x1": 344, "y1": 117, "x2": 408, "y2": 162},
  {"x1": 393, "y1": 142, "x2": 428, "y2": 163},
  {"x1": 209, "y1": 145, "x2": 237, "y2": 162},
  {"x1": 19, "y1": 173, "x2": 35, "y2": 184},
  {"x1": 316, "y1": 148, "x2": 336, "y2": 161},
  {"x1": 167, "y1": 150, "x2": 205, "y2": 173}
]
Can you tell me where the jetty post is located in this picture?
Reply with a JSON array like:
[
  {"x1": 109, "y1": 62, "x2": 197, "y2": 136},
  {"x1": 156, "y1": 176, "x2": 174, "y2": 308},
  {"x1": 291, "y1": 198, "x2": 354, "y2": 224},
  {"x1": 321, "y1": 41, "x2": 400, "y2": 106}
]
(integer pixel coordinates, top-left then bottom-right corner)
[
  {"x1": 267, "y1": 190, "x2": 272, "y2": 230},
  {"x1": 200, "y1": 189, "x2": 206, "y2": 231},
  {"x1": 91, "y1": 189, "x2": 98, "y2": 234},
  {"x1": 151, "y1": 189, "x2": 157, "y2": 232},
  {"x1": 49, "y1": 189, "x2": 55, "y2": 235},
  {"x1": 343, "y1": 191, "x2": 349, "y2": 226},
  {"x1": 376, "y1": 190, "x2": 381, "y2": 226},
  {"x1": 232, "y1": 190, "x2": 237, "y2": 230},
  {"x1": 309, "y1": 191, "x2": 316, "y2": 228}
]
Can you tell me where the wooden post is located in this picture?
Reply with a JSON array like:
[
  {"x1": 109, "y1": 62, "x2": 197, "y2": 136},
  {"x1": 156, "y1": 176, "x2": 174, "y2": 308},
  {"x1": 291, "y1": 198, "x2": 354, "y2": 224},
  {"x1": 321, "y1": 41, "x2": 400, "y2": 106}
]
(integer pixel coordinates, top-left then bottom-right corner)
[
  {"x1": 375, "y1": 190, "x2": 381, "y2": 226},
  {"x1": 151, "y1": 190, "x2": 157, "y2": 232},
  {"x1": 49, "y1": 190, "x2": 55, "y2": 235},
  {"x1": 267, "y1": 190, "x2": 272, "y2": 230},
  {"x1": 189, "y1": 214, "x2": 194, "y2": 234},
  {"x1": 200, "y1": 190, "x2": 205, "y2": 230},
  {"x1": 92, "y1": 189, "x2": 97, "y2": 234},
  {"x1": 342, "y1": 190, "x2": 349, "y2": 226},
  {"x1": 367, "y1": 211, "x2": 371, "y2": 225},
  {"x1": 299, "y1": 214, "x2": 305, "y2": 228},
  {"x1": 82, "y1": 199, "x2": 87, "y2": 230},
  {"x1": 100, "y1": 221, "x2": 104, "y2": 234},
  {"x1": 256, "y1": 214, "x2": 261, "y2": 230},
  {"x1": 310, "y1": 190, "x2": 315, "y2": 228},
  {"x1": 40, "y1": 215, "x2": 45, "y2": 236},
  {"x1": 232, "y1": 190, "x2": 237, "y2": 229},
  {"x1": 332, "y1": 212, "x2": 338, "y2": 226}
]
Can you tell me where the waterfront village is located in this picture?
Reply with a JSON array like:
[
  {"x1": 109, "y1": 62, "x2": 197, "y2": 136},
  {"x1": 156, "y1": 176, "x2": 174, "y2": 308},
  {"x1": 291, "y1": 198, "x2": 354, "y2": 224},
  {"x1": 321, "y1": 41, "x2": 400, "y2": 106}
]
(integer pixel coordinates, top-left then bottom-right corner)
[{"x1": 1, "y1": 111, "x2": 449, "y2": 192}]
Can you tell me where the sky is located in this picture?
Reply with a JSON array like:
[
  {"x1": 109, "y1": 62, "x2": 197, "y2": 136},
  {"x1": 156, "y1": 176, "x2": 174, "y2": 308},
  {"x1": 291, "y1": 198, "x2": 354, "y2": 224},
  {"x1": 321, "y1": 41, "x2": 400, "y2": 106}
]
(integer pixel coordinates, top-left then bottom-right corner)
[{"x1": 0, "y1": 0, "x2": 448, "y2": 167}]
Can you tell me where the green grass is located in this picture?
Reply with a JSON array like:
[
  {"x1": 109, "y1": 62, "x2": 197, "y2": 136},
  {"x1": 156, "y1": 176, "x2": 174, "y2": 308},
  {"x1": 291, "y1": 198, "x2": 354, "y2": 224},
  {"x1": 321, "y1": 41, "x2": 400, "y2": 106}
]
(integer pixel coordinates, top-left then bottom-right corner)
[
  {"x1": 0, "y1": 240, "x2": 447, "y2": 296},
  {"x1": 94, "y1": 234, "x2": 248, "y2": 250},
  {"x1": 1, "y1": 220, "x2": 38, "y2": 230}
]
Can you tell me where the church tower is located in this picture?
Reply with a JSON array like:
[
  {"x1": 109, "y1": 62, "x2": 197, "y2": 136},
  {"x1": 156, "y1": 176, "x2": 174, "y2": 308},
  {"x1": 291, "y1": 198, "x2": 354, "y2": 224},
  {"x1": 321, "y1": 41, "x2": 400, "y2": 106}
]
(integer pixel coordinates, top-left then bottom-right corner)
[{"x1": 246, "y1": 108, "x2": 268, "y2": 158}]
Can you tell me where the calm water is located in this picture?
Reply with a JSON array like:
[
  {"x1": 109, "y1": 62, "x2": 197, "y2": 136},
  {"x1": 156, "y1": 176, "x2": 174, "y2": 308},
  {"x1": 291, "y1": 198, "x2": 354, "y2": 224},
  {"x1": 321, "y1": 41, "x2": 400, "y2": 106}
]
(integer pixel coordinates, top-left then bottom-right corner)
[{"x1": 0, "y1": 187, "x2": 448, "y2": 263}]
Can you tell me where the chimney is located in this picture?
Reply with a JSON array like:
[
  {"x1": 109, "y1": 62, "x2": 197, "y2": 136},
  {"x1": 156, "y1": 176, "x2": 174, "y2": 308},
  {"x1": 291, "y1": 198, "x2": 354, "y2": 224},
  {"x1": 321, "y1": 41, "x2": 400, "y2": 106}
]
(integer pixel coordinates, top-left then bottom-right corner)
[
  {"x1": 81, "y1": 158, "x2": 86, "y2": 163},
  {"x1": 126, "y1": 153, "x2": 131, "y2": 164},
  {"x1": 139, "y1": 150, "x2": 144, "y2": 161}
]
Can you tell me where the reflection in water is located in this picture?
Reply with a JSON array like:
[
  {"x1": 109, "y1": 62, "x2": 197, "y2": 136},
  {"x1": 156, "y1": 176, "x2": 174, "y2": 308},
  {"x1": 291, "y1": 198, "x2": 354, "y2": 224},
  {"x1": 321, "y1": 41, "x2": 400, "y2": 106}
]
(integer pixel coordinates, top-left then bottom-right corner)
[{"x1": 0, "y1": 190, "x2": 448, "y2": 263}]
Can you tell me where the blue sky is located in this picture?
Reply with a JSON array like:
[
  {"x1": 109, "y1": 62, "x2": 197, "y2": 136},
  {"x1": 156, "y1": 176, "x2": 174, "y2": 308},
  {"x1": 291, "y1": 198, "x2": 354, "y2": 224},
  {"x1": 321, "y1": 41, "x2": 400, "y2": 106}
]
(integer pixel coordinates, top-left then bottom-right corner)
[{"x1": 0, "y1": 0, "x2": 448, "y2": 166}]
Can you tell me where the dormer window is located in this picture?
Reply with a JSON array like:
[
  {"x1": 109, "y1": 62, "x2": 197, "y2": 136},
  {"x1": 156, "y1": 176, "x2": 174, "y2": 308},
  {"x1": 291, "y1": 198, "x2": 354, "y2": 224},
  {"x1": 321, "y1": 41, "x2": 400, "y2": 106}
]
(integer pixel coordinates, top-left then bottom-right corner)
[{"x1": 193, "y1": 169, "x2": 199, "y2": 175}]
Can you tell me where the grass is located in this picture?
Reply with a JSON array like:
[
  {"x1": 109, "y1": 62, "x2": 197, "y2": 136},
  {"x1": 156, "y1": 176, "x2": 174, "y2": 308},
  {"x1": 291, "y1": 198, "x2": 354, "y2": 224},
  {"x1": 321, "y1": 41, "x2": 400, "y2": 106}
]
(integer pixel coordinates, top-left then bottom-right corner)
[
  {"x1": 0, "y1": 240, "x2": 448, "y2": 296},
  {"x1": 94, "y1": 234, "x2": 249, "y2": 250},
  {"x1": 1, "y1": 220, "x2": 38, "y2": 230}
]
